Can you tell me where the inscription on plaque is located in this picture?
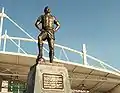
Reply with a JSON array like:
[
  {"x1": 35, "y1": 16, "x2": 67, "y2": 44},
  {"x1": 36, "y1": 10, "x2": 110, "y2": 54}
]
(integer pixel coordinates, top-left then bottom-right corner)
[{"x1": 43, "y1": 73, "x2": 63, "y2": 89}]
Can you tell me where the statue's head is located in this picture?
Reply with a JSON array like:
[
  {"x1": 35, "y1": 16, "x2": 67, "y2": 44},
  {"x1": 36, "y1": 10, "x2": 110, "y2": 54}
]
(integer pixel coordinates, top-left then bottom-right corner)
[{"x1": 44, "y1": 6, "x2": 51, "y2": 14}]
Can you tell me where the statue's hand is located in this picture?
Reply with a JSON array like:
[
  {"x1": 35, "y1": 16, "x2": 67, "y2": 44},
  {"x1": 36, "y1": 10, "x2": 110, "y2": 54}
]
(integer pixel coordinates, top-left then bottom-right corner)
[{"x1": 53, "y1": 29, "x2": 57, "y2": 32}]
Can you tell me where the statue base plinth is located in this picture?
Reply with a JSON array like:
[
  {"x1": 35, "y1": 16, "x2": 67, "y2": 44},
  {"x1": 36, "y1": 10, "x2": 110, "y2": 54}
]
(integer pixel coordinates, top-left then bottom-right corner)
[{"x1": 34, "y1": 63, "x2": 72, "y2": 93}]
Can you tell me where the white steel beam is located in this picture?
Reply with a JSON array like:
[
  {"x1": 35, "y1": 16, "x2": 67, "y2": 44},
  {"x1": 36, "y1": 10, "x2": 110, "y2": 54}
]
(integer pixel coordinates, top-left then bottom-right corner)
[
  {"x1": 0, "y1": 7, "x2": 5, "y2": 48},
  {"x1": 82, "y1": 44, "x2": 88, "y2": 65},
  {"x1": 3, "y1": 30, "x2": 7, "y2": 51}
]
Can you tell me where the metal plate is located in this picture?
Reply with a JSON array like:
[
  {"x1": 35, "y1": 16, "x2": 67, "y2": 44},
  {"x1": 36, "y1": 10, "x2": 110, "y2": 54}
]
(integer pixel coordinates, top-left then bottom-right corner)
[{"x1": 43, "y1": 73, "x2": 63, "y2": 89}]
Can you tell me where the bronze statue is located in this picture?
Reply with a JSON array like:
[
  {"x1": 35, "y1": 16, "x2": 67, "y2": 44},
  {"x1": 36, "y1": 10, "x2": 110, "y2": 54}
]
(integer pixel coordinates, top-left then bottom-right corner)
[{"x1": 35, "y1": 6, "x2": 60, "y2": 63}]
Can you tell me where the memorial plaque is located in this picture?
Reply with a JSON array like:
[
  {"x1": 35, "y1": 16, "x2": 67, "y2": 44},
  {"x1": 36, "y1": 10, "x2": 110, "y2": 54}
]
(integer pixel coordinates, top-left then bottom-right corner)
[{"x1": 43, "y1": 73, "x2": 64, "y2": 89}]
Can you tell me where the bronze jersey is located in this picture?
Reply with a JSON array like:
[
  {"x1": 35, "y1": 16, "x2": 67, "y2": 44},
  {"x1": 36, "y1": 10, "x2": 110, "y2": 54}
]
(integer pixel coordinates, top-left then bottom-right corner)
[
  {"x1": 41, "y1": 14, "x2": 54, "y2": 30},
  {"x1": 36, "y1": 13, "x2": 60, "y2": 32}
]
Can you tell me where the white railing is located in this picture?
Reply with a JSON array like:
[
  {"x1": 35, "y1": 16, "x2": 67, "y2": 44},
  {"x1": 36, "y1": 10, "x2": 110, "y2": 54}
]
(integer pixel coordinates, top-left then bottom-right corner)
[{"x1": 1, "y1": 33, "x2": 120, "y2": 74}]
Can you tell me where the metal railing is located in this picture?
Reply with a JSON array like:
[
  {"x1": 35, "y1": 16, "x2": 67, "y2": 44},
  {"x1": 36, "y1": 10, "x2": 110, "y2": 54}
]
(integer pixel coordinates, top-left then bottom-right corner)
[{"x1": 0, "y1": 7, "x2": 120, "y2": 75}]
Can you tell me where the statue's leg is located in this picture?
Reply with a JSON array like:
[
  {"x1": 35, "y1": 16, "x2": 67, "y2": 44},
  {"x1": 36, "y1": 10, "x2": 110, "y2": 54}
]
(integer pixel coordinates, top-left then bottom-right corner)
[
  {"x1": 38, "y1": 35, "x2": 43, "y2": 58},
  {"x1": 47, "y1": 38, "x2": 54, "y2": 63},
  {"x1": 38, "y1": 32, "x2": 47, "y2": 59}
]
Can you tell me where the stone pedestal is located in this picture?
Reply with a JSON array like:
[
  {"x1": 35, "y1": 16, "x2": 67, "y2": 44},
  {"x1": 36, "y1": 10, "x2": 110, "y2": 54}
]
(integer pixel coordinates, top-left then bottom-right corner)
[{"x1": 34, "y1": 63, "x2": 72, "y2": 93}]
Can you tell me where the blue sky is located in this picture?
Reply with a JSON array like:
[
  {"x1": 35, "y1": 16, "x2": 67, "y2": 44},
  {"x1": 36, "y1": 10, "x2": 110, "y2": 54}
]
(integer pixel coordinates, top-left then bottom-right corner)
[{"x1": 0, "y1": 0, "x2": 120, "y2": 69}]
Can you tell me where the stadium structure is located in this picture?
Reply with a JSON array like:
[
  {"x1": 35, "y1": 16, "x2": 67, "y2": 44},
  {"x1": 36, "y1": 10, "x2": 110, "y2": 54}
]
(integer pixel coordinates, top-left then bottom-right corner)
[{"x1": 0, "y1": 7, "x2": 120, "y2": 93}]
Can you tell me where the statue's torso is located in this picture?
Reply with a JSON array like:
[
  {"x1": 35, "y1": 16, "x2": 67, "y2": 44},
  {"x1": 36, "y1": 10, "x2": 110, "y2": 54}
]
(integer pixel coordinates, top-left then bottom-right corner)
[{"x1": 41, "y1": 14, "x2": 54, "y2": 30}]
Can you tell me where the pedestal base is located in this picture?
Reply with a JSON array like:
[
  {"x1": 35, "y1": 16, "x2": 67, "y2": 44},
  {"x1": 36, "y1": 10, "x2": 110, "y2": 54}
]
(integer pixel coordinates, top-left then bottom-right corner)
[{"x1": 34, "y1": 63, "x2": 72, "y2": 93}]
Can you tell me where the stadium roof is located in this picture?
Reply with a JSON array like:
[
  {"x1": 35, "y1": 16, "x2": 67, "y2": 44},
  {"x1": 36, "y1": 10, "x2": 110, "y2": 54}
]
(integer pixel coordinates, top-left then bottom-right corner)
[{"x1": 0, "y1": 52, "x2": 120, "y2": 92}]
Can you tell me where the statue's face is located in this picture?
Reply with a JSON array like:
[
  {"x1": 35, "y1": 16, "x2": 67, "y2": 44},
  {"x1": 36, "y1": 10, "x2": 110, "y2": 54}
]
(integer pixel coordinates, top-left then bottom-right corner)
[{"x1": 44, "y1": 6, "x2": 51, "y2": 14}]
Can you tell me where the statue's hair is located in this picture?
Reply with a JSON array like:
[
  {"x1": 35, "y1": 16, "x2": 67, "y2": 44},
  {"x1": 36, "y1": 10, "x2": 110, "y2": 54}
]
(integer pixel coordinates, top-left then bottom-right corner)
[{"x1": 44, "y1": 6, "x2": 51, "y2": 13}]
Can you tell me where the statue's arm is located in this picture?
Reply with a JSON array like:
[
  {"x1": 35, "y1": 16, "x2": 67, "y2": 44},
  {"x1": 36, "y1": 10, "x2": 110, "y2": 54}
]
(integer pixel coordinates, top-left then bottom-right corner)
[
  {"x1": 35, "y1": 16, "x2": 42, "y2": 30},
  {"x1": 54, "y1": 17, "x2": 60, "y2": 32}
]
